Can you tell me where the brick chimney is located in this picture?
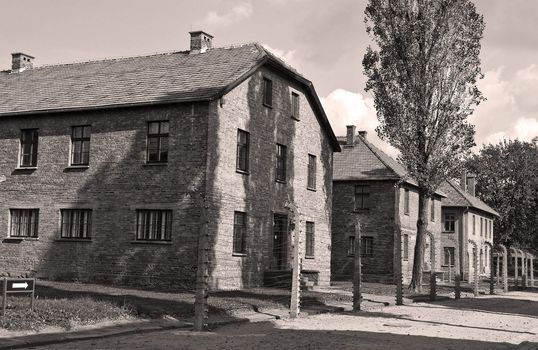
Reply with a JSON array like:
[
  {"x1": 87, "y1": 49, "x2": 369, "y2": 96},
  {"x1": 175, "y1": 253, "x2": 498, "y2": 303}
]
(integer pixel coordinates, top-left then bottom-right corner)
[
  {"x1": 11, "y1": 52, "x2": 34, "y2": 73},
  {"x1": 346, "y1": 125, "x2": 356, "y2": 146},
  {"x1": 460, "y1": 170, "x2": 467, "y2": 193},
  {"x1": 466, "y1": 173, "x2": 476, "y2": 197},
  {"x1": 358, "y1": 130, "x2": 368, "y2": 139},
  {"x1": 189, "y1": 31, "x2": 213, "y2": 54}
]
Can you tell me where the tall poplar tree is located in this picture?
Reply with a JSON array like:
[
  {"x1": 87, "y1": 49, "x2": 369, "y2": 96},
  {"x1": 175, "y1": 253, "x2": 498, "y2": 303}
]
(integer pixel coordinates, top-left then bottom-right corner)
[{"x1": 363, "y1": 0, "x2": 485, "y2": 290}]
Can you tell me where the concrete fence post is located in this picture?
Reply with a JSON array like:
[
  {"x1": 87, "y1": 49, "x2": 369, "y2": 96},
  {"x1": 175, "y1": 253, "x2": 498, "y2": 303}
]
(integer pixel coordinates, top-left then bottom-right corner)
[{"x1": 455, "y1": 274, "x2": 461, "y2": 300}]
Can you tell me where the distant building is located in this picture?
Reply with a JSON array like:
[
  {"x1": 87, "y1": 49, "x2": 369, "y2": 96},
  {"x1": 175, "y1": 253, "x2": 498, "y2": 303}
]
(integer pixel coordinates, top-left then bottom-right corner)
[
  {"x1": 439, "y1": 175, "x2": 499, "y2": 282},
  {"x1": 0, "y1": 31, "x2": 340, "y2": 290},
  {"x1": 331, "y1": 126, "x2": 444, "y2": 284}
]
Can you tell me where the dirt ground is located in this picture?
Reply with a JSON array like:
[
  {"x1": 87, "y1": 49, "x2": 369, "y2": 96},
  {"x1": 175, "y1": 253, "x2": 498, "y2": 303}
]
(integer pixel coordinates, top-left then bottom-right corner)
[{"x1": 34, "y1": 291, "x2": 538, "y2": 350}]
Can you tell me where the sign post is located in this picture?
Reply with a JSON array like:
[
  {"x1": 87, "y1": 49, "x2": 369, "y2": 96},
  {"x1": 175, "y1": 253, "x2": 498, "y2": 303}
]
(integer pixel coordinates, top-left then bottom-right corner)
[{"x1": 1, "y1": 278, "x2": 36, "y2": 315}]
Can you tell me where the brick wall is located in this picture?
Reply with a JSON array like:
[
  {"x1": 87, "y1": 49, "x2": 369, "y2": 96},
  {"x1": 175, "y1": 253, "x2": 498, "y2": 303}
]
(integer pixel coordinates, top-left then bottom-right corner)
[
  {"x1": 331, "y1": 180, "x2": 396, "y2": 282},
  {"x1": 0, "y1": 103, "x2": 209, "y2": 290},
  {"x1": 206, "y1": 68, "x2": 334, "y2": 289}
]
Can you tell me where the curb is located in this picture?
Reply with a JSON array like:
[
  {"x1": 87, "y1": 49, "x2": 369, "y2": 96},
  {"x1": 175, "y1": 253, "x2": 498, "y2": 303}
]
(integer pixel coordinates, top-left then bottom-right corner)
[{"x1": 0, "y1": 321, "x2": 191, "y2": 350}]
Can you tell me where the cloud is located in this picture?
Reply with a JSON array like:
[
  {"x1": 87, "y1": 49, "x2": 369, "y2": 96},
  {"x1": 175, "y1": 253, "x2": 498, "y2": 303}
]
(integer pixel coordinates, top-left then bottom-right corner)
[
  {"x1": 261, "y1": 44, "x2": 299, "y2": 70},
  {"x1": 203, "y1": 3, "x2": 253, "y2": 26},
  {"x1": 321, "y1": 89, "x2": 399, "y2": 158},
  {"x1": 473, "y1": 64, "x2": 538, "y2": 148}
]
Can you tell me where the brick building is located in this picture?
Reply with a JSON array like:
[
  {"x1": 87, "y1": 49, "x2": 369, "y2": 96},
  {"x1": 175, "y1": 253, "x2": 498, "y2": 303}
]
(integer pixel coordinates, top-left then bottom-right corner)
[
  {"x1": 331, "y1": 126, "x2": 444, "y2": 283},
  {"x1": 0, "y1": 32, "x2": 340, "y2": 290},
  {"x1": 439, "y1": 174, "x2": 498, "y2": 282}
]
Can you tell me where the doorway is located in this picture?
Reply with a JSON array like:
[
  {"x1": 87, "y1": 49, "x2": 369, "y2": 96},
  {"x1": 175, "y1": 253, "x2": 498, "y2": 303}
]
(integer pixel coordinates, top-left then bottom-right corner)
[{"x1": 272, "y1": 214, "x2": 288, "y2": 270}]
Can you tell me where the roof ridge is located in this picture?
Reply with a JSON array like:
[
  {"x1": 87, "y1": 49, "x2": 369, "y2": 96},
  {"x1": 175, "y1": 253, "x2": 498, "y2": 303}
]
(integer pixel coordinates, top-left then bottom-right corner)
[
  {"x1": 357, "y1": 135, "x2": 403, "y2": 179},
  {"x1": 24, "y1": 42, "x2": 262, "y2": 70}
]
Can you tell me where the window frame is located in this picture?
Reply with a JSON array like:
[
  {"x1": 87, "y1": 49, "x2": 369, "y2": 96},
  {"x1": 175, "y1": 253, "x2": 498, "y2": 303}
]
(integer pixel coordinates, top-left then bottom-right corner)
[
  {"x1": 146, "y1": 121, "x2": 169, "y2": 164},
  {"x1": 135, "y1": 209, "x2": 173, "y2": 242},
  {"x1": 263, "y1": 77, "x2": 273, "y2": 107},
  {"x1": 354, "y1": 185, "x2": 370, "y2": 210},
  {"x1": 291, "y1": 91, "x2": 300, "y2": 119},
  {"x1": 19, "y1": 129, "x2": 39, "y2": 168},
  {"x1": 9, "y1": 209, "x2": 39, "y2": 238},
  {"x1": 305, "y1": 221, "x2": 315, "y2": 258},
  {"x1": 444, "y1": 213, "x2": 456, "y2": 232},
  {"x1": 60, "y1": 209, "x2": 92, "y2": 240},
  {"x1": 233, "y1": 211, "x2": 247, "y2": 255},
  {"x1": 236, "y1": 129, "x2": 250, "y2": 174},
  {"x1": 361, "y1": 236, "x2": 374, "y2": 256},
  {"x1": 275, "y1": 143, "x2": 287, "y2": 183},
  {"x1": 307, "y1": 154, "x2": 317, "y2": 190},
  {"x1": 403, "y1": 188, "x2": 410, "y2": 215},
  {"x1": 70, "y1": 125, "x2": 91, "y2": 166}
]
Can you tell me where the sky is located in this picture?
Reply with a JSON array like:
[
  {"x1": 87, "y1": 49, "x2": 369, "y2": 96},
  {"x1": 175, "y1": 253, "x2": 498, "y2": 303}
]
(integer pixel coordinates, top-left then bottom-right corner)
[{"x1": 1, "y1": 0, "x2": 537, "y2": 156}]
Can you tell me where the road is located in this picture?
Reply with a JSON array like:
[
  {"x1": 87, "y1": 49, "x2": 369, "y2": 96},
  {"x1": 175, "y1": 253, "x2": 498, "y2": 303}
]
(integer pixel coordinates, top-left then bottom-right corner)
[{"x1": 35, "y1": 291, "x2": 538, "y2": 350}]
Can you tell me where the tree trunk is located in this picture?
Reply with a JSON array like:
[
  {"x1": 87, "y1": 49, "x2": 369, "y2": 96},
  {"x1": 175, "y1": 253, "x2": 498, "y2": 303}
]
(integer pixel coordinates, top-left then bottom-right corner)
[{"x1": 410, "y1": 187, "x2": 430, "y2": 292}]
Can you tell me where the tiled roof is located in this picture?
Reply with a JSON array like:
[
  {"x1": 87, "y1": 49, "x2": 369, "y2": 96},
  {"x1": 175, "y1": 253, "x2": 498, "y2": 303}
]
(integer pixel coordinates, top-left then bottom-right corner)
[
  {"x1": 334, "y1": 135, "x2": 446, "y2": 197},
  {"x1": 0, "y1": 44, "x2": 265, "y2": 115},
  {"x1": 439, "y1": 180, "x2": 500, "y2": 217},
  {"x1": 0, "y1": 43, "x2": 340, "y2": 150}
]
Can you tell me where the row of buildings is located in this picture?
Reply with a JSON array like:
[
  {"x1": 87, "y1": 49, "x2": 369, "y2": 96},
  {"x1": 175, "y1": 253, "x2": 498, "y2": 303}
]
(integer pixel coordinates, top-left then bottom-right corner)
[{"x1": 0, "y1": 31, "x2": 498, "y2": 290}]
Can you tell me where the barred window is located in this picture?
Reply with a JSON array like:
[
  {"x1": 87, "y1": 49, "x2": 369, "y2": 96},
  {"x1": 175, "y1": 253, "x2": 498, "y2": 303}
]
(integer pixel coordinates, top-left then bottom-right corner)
[
  {"x1": 71, "y1": 125, "x2": 91, "y2": 165},
  {"x1": 10, "y1": 209, "x2": 39, "y2": 237},
  {"x1": 291, "y1": 92, "x2": 299, "y2": 119},
  {"x1": 307, "y1": 154, "x2": 316, "y2": 190},
  {"x1": 361, "y1": 236, "x2": 374, "y2": 255},
  {"x1": 61, "y1": 209, "x2": 92, "y2": 239},
  {"x1": 354, "y1": 185, "x2": 369, "y2": 210},
  {"x1": 136, "y1": 210, "x2": 172, "y2": 241},
  {"x1": 236, "y1": 129, "x2": 250, "y2": 173},
  {"x1": 147, "y1": 121, "x2": 169, "y2": 163},
  {"x1": 263, "y1": 78, "x2": 273, "y2": 107},
  {"x1": 276, "y1": 144, "x2": 287, "y2": 183},
  {"x1": 233, "y1": 211, "x2": 247, "y2": 254},
  {"x1": 305, "y1": 221, "x2": 315, "y2": 257},
  {"x1": 20, "y1": 129, "x2": 38, "y2": 167}
]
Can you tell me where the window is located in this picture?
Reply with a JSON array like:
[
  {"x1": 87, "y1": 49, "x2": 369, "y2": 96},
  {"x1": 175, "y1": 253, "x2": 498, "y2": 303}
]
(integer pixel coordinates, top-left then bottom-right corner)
[
  {"x1": 61, "y1": 209, "x2": 92, "y2": 239},
  {"x1": 403, "y1": 234, "x2": 409, "y2": 261},
  {"x1": 236, "y1": 129, "x2": 250, "y2": 173},
  {"x1": 444, "y1": 213, "x2": 455, "y2": 232},
  {"x1": 430, "y1": 198, "x2": 435, "y2": 221},
  {"x1": 305, "y1": 221, "x2": 315, "y2": 258},
  {"x1": 404, "y1": 188, "x2": 410, "y2": 215},
  {"x1": 361, "y1": 237, "x2": 374, "y2": 255},
  {"x1": 263, "y1": 78, "x2": 273, "y2": 107},
  {"x1": 307, "y1": 154, "x2": 316, "y2": 190},
  {"x1": 10, "y1": 209, "x2": 39, "y2": 237},
  {"x1": 348, "y1": 236, "x2": 355, "y2": 256},
  {"x1": 354, "y1": 185, "x2": 369, "y2": 210},
  {"x1": 136, "y1": 210, "x2": 172, "y2": 241},
  {"x1": 146, "y1": 121, "x2": 169, "y2": 163},
  {"x1": 71, "y1": 125, "x2": 91, "y2": 165},
  {"x1": 275, "y1": 144, "x2": 287, "y2": 182},
  {"x1": 233, "y1": 211, "x2": 247, "y2": 254},
  {"x1": 490, "y1": 220, "x2": 493, "y2": 238},
  {"x1": 472, "y1": 215, "x2": 476, "y2": 235},
  {"x1": 291, "y1": 92, "x2": 300, "y2": 119},
  {"x1": 444, "y1": 247, "x2": 455, "y2": 266},
  {"x1": 20, "y1": 129, "x2": 38, "y2": 167},
  {"x1": 480, "y1": 217, "x2": 483, "y2": 236}
]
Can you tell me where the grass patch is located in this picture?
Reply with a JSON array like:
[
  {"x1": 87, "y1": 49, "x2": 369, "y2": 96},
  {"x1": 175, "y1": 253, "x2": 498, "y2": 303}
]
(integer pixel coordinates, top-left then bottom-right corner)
[{"x1": 0, "y1": 295, "x2": 136, "y2": 332}]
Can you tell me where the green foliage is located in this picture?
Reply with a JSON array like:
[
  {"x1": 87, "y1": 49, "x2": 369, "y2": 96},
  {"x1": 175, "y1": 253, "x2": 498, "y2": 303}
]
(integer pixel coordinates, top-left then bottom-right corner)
[
  {"x1": 466, "y1": 139, "x2": 538, "y2": 250},
  {"x1": 0, "y1": 296, "x2": 135, "y2": 331},
  {"x1": 363, "y1": 0, "x2": 485, "y2": 191}
]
